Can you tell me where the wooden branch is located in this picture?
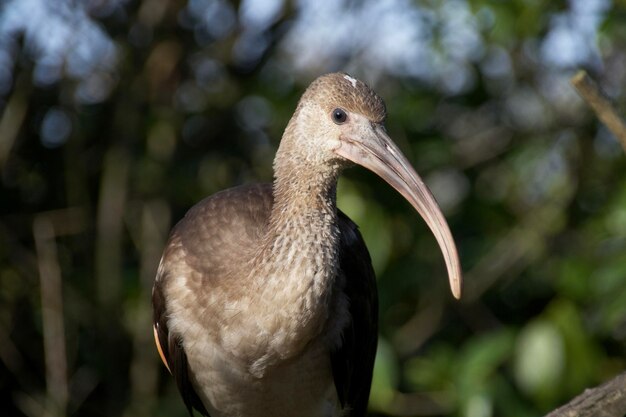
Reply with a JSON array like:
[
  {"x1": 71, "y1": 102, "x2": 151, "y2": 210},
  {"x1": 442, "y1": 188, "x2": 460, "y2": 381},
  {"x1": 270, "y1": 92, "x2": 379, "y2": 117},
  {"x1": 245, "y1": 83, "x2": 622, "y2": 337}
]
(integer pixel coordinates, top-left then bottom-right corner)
[
  {"x1": 95, "y1": 146, "x2": 130, "y2": 308},
  {"x1": 571, "y1": 70, "x2": 626, "y2": 152},
  {"x1": 33, "y1": 216, "x2": 68, "y2": 417},
  {"x1": 0, "y1": 74, "x2": 29, "y2": 167},
  {"x1": 545, "y1": 371, "x2": 626, "y2": 417}
]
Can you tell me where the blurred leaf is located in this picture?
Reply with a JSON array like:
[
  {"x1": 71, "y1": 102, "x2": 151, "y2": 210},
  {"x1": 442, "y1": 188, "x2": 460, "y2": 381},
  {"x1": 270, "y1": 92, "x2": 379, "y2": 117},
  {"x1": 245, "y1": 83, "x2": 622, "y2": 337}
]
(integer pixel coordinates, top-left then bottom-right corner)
[
  {"x1": 456, "y1": 329, "x2": 515, "y2": 401},
  {"x1": 338, "y1": 178, "x2": 393, "y2": 275},
  {"x1": 554, "y1": 258, "x2": 593, "y2": 302},
  {"x1": 405, "y1": 344, "x2": 456, "y2": 390},
  {"x1": 369, "y1": 337, "x2": 400, "y2": 412},
  {"x1": 514, "y1": 319, "x2": 564, "y2": 405},
  {"x1": 547, "y1": 299, "x2": 604, "y2": 399}
]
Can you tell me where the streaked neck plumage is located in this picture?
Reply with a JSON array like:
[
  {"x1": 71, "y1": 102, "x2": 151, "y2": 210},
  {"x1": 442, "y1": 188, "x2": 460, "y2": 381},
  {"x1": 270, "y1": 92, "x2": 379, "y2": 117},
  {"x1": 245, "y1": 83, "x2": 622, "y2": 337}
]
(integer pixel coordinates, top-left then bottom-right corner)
[
  {"x1": 268, "y1": 107, "x2": 344, "y2": 251},
  {"x1": 230, "y1": 114, "x2": 346, "y2": 376}
]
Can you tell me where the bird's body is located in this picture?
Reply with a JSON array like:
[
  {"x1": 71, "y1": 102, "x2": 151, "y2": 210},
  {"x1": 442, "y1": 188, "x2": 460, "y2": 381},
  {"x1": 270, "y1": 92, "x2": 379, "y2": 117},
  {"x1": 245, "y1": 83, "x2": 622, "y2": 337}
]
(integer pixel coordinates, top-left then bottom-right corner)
[
  {"x1": 153, "y1": 73, "x2": 461, "y2": 417},
  {"x1": 153, "y1": 183, "x2": 376, "y2": 417}
]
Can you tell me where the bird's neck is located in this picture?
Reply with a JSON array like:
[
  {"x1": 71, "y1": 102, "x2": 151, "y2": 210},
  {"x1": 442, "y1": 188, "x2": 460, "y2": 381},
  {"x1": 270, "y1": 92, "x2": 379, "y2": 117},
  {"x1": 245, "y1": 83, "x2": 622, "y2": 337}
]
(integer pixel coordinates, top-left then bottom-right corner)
[
  {"x1": 269, "y1": 113, "x2": 345, "y2": 228},
  {"x1": 238, "y1": 163, "x2": 344, "y2": 370},
  {"x1": 272, "y1": 164, "x2": 340, "y2": 218},
  {"x1": 268, "y1": 119, "x2": 344, "y2": 255},
  {"x1": 266, "y1": 162, "x2": 341, "y2": 274}
]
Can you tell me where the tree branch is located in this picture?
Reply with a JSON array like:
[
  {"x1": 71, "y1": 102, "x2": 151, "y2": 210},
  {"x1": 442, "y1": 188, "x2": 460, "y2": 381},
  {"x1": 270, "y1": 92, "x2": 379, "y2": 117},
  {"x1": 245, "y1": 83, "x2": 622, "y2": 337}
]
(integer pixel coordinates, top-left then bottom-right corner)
[
  {"x1": 571, "y1": 70, "x2": 626, "y2": 152},
  {"x1": 544, "y1": 371, "x2": 626, "y2": 417}
]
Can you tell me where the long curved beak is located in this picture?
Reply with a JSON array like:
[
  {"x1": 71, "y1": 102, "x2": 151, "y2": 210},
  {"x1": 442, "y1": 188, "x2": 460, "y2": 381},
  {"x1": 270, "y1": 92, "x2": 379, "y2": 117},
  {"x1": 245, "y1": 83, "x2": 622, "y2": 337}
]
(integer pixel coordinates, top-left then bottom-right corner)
[{"x1": 335, "y1": 121, "x2": 462, "y2": 299}]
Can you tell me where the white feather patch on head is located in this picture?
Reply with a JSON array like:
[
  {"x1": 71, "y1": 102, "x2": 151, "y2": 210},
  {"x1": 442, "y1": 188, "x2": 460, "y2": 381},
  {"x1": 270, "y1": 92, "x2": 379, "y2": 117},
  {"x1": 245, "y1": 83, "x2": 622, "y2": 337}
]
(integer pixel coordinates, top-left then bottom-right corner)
[{"x1": 343, "y1": 74, "x2": 357, "y2": 88}]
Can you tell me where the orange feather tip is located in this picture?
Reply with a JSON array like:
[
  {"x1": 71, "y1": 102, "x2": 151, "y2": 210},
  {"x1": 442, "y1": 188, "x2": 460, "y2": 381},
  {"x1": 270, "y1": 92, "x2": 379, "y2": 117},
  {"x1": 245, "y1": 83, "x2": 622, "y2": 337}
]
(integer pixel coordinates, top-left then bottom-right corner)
[{"x1": 153, "y1": 325, "x2": 172, "y2": 374}]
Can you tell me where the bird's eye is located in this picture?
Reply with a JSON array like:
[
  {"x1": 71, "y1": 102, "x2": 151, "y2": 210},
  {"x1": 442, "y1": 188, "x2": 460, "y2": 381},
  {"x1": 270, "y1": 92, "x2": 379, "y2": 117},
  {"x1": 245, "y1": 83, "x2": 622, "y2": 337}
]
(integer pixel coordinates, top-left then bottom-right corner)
[{"x1": 332, "y1": 108, "x2": 348, "y2": 124}]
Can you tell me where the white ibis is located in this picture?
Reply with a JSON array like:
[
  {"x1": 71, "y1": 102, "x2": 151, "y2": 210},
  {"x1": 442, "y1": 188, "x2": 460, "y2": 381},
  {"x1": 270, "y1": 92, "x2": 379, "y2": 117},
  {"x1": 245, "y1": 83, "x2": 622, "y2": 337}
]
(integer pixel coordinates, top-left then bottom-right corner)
[{"x1": 152, "y1": 73, "x2": 462, "y2": 417}]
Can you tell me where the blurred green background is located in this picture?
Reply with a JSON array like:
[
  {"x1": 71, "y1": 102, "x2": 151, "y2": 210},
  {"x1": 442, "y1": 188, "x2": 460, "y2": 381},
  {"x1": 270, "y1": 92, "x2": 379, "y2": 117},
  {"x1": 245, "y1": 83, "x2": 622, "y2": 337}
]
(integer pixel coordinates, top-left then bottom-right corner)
[{"x1": 1, "y1": 0, "x2": 626, "y2": 416}]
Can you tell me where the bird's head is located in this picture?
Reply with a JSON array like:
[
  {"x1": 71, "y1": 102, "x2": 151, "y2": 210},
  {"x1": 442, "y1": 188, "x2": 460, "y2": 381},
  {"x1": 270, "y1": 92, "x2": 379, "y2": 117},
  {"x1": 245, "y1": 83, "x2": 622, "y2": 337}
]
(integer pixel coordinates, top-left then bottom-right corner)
[
  {"x1": 276, "y1": 72, "x2": 462, "y2": 299},
  {"x1": 278, "y1": 73, "x2": 386, "y2": 169}
]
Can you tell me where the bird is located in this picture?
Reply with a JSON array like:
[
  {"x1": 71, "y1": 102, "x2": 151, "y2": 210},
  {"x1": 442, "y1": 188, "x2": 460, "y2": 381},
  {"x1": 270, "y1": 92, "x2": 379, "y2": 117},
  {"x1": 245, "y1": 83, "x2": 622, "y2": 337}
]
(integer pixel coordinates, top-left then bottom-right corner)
[{"x1": 152, "y1": 72, "x2": 462, "y2": 417}]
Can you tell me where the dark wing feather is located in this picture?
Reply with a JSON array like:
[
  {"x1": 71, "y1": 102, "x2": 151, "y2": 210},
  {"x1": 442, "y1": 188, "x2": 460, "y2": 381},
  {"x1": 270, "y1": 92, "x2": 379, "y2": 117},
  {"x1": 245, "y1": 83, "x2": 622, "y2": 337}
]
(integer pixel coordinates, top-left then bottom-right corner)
[
  {"x1": 332, "y1": 210, "x2": 379, "y2": 416},
  {"x1": 153, "y1": 275, "x2": 210, "y2": 417}
]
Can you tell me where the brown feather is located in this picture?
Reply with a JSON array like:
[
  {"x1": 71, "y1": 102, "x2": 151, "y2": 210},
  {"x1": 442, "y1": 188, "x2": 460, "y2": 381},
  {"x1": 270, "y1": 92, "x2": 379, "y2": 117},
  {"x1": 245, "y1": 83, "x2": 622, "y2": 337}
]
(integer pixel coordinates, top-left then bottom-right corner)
[{"x1": 153, "y1": 183, "x2": 377, "y2": 416}]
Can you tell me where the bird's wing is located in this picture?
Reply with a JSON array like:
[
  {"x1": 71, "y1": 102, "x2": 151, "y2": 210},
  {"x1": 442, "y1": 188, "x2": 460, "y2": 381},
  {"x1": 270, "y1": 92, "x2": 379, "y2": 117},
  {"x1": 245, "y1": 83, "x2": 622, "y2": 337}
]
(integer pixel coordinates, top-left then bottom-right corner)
[
  {"x1": 332, "y1": 210, "x2": 379, "y2": 416},
  {"x1": 153, "y1": 267, "x2": 210, "y2": 417},
  {"x1": 152, "y1": 183, "x2": 274, "y2": 417}
]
